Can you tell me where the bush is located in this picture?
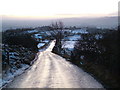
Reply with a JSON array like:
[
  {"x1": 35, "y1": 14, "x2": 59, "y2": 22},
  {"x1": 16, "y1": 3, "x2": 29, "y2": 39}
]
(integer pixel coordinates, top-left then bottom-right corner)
[
  {"x1": 71, "y1": 29, "x2": 120, "y2": 88},
  {"x1": 2, "y1": 29, "x2": 38, "y2": 72},
  {"x1": 3, "y1": 30, "x2": 39, "y2": 51}
]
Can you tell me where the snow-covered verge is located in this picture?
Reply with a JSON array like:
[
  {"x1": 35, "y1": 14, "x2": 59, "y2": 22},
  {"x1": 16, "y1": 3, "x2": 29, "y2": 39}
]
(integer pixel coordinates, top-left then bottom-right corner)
[
  {"x1": 1, "y1": 40, "x2": 52, "y2": 88},
  {"x1": 2, "y1": 64, "x2": 29, "y2": 88},
  {"x1": 37, "y1": 43, "x2": 46, "y2": 48},
  {"x1": 37, "y1": 40, "x2": 50, "y2": 49},
  {"x1": 1, "y1": 45, "x2": 36, "y2": 88}
]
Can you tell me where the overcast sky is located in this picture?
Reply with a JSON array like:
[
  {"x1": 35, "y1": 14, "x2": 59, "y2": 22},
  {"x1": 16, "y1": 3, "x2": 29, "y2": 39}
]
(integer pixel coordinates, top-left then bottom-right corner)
[{"x1": 1, "y1": 0, "x2": 119, "y2": 19}]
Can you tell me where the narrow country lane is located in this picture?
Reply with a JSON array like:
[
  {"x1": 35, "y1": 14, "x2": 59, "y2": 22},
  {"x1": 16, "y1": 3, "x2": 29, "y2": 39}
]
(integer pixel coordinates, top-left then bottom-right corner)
[{"x1": 5, "y1": 40, "x2": 103, "y2": 88}]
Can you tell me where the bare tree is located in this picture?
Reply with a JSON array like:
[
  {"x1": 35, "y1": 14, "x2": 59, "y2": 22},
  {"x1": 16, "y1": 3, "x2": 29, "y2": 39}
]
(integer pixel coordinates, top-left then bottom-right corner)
[{"x1": 50, "y1": 21, "x2": 64, "y2": 55}]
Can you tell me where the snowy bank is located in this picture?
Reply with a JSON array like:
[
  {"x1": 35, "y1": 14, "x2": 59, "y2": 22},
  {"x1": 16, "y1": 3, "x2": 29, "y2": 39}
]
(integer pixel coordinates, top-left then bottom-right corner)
[{"x1": 2, "y1": 64, "x2": 29, "y2": 88}]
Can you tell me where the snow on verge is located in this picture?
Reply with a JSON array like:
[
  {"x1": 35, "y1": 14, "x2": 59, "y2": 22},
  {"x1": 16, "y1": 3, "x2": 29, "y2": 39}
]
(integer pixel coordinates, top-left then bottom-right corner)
[
  {"x1": 1, "y1": 40, "x2": 55, "y2": 88},
  {"x1": 1, "y1": 64, "x2": 29, "y2": 88},
  {"x1": 37, "y1": 43, "x2": 46, "y2": 48}
]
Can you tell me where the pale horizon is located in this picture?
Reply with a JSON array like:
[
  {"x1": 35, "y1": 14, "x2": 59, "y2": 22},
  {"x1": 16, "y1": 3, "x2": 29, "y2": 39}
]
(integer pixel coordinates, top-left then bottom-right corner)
[
  {"x1": 1, "y1": 0, "x2": 118, "y2": 31},
  {"x1": 1, "y1": 0, "x2": 118, "y2": 19}
]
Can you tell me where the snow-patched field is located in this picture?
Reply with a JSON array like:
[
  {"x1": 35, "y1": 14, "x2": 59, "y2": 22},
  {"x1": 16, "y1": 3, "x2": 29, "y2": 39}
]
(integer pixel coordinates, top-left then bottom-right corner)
[
  {"x1": 62, "y1": 41, "x2": 76, "y2": 49},
  {"x1": 62, "y1": 28, "x2": 88, "y2": 49},
  {"x1": 64, "y1": 35, "x2": 81, "y2": 41},
  {"x1": 72, "y1": 29, "x2": 88, "y2": 34},
  {"x1": 5, "y1": 40, "x2": 103, "y2": 88}
]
